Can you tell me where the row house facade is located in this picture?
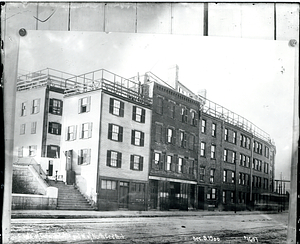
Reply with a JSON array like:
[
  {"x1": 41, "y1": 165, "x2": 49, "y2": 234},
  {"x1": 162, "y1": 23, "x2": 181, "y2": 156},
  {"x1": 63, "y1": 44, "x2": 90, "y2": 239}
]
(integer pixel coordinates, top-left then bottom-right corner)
[{"x1": 14, "y1": 68, "x2": 276, "y2": 211}]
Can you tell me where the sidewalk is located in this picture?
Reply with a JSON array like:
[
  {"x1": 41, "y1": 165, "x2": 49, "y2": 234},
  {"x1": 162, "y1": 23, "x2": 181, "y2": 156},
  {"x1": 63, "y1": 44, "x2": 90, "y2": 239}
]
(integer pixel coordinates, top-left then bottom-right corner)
[{"x1": 11, "y1": 209, "x2": 284, "y2": 219}]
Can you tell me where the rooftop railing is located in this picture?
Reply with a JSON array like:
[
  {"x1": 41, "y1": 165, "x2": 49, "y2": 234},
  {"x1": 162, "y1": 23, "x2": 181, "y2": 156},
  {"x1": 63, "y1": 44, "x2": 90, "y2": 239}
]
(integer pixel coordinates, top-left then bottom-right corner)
[
  {"x1": 64, "y1": 69, "x2": 152, "y2": 105},
  {"x1": 17, "y1": 68, "x2": 78, "y2": 91},
  {"x1": 198, "y1": 95, "x2": 271, "y2": 143}
]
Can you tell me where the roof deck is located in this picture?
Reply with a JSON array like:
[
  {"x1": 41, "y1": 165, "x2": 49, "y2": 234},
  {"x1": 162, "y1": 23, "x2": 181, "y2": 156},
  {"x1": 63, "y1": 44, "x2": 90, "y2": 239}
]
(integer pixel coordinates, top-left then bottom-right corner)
[
  {"x1": 64, "y1": 69, "x2": 152, "y2": 106},
  {"x1": 17, "y1": 68, "x2": 78, "y2": 91}
]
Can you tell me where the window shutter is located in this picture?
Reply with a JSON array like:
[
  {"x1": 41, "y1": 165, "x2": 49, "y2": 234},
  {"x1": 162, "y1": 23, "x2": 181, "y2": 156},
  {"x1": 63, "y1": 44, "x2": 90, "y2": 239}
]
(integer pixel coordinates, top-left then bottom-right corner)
[
  {"x1": 87, "y1": 96, "x2": 91, "y2": 112},
  {"x1": 79, "y1": 124, "x2": 83, "y2": 139},
  {"x1": 117, "y1": 152, "x2": 122, "y2": 168},
  {"x1": 48, "y1": 122, "x2": 52, "y2": 133},
  {"x1": 182, "y1": 159, "x2": 186, "y2": 174},
  {"x1": 60, "y1": 100, "x2": 63, "y2": 115},
  {"x1": 74, "y1": 125, "x2": 77, "y2": 140},
  {"x1": 109, "y1": 98, "x2": 114, "y2": 114},
  {"x1": 171, "y1": 157, "x2": 175, "y2": 172},
  {"x1": 78, "y1": 150, "x2": 81, "y2": 165},
  {"x1": 141, "y1": 109, "x2": 146, "y2": 123},
  {"x1": 106, "y1": 150, "x2": 111, "y2": 166},
  {"x1": 174, "y1": 155, "x2": 178, "y2": 173},
  {"x1": 119, "y1": 126, "x2": 123, "y2": 142},
  {"x1": 139, "y1": 157, "x2": 143, "y2": 171},
  {"x1": 58, "y1": 124, "x2": 62, "y2": 135},
  {"x1": 108, "y1": 124, "x2": 112, "y2": 139},
  {"x1": 30, "y1": 100, "x2": 34, "y2": 114},
  {"x1": 87, "y1": 149, "x2": 91, "y2": 164},
  {"x1": 130, "y1": 155, "x2": 134, "y2": 170},
  {"x1": 131, "y1": 130, "x2": 135, "y2": 145},
  {"x1": 49, "y1": 99, "x2": 53, "y2": 113},
  {"x1": 132, "y1": 106, "x2": 136, "y2": 121},
  {"x1": 65, "y1": 127, "x2": 69, "y2": 141},
  {"x1": 88, "y1": 122, "x2": 93, "y2": 138},
  {"x1": 141, "y1": 132, "x2": 145, "y2": 146},
  {"x1": 78, "y1": 98, "x2": 82, "y2": 113},
  {"x1": 120, "y1": 101, "x2": 124, "y2": 117}
]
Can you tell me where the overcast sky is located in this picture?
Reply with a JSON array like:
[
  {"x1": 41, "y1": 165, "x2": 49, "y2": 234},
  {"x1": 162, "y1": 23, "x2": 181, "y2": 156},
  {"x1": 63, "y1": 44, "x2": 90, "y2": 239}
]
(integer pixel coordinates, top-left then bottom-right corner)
[{"x1": 18, "y1": 30, "x2": 295, "y2": 180}]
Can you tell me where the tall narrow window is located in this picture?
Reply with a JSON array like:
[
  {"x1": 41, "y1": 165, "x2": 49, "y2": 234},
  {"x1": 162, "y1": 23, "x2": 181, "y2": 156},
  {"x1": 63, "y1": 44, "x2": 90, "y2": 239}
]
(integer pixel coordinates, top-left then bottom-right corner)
[
  {"x1": 66, "y1": 125, "x2": 77, "y2": 141},
  {"x1": 21, "y1": 102, "x2": 26, "y2": 116},
  {"x1": 155, "y1": 124, "x2": 162, "y2": 142},
  {"x1": 31, "y1": 99, "x2": 40, "y2": 114},
  {"x1": 191, "y1": 111, "x2": 197, "y2": 126},
  {"x1": 201, "y1": 119, "x2": 206, "y2": 133},
  {"x1": 20, "y1": 124, "x2": 26, "y2": 135},
  {"x1": 211, "y1": 145, "x2": 216, "y2": 159},
  {"x1": 188, "y1": 134, "x2": 195, "y2": 150},
  {"x1": 156, "y1": 97, "x2": 163, "y2": 114},
  {"x1": 178, "y1": 158, "x2": 183, "y2": 173},
  {"x1": 211, "y1": 188, "x2": 216, "y2": 199},
  {"x1": 130, "y1": 155, "x2": 143, "y2": 171},
  {"x1": 223, "y1": 191, "x2": 226, "y2": 203},
  {"x1": 166, "y1": 155, "x2": 172, "y2": 171},
  {"x1": 223, "y1": 149, "x2": 228, "y2": 162},
  {"x1": 78, "y1": 149, "x2": 91, "y2": 165},
  {"x1": 169, "y1": 101, "x2": 175, "y2": 118},
  {"x1": 200, "y1": 142, "x2": 206, "y2": 157},
  {"x1": 109, "y1": 98, "x2": 124, "y2": 117},
  {"x1": 223, "y1": 170, "x2": 227, "y2": 182},
  {"x1": 154, "y1": 152, "x2": 160, "y2": 165},
  {"x1": 180, "y1": 131, "x2": 186, "y2": 148},
  {"x1": 181, "y1": 107, "x2": 188, "y2": 123},
  {"x1": 132, "y1": 106, "x2": 145, "y2": 123},
  {"x1": 199, "y1": 167, "x2": 205, "y2": 181},
  {"x1": 106, "y1": 150, "x2": 122, "y2": 168},
  {"x1": 108, "y1": 124, "x2": 123, "y2": 142},
  {"x1": 31, "y1": 122, "x2": 37, "y2": 134},
  {"x1": 232, "y1": 131, "x2": 237, "y2": 144},
  {"x1": 78, "y1": 97, "x2": 91, "y2": 114},
  {"x1": 131, "y1": 130, "x2": 145, "y2": 146},
  {"x1": 232, "y1": 151, "x2": 236, "y2": 163},
  {"x1": 29, "y1": 145, "x2": 37, "y2": 157},
  {"x1": 49, "y1": 99, "x2": 63, "y2": 115},
  {"x1": 80, "y1": 122, "x2": 93, "y2": 139},
  {"x1": 210, "y1": 169, "x2": 215, "y2": 183},
  {"x1": 211, "y1": 123, "x2": 216, "y2": 137},
  {"x1": 167, "y1": 128, "x2": 175, "y2": 144},
  {"x1": 224, "y1": 128, "x2": 228, "y2": 141},
  {"x1": 231, "y1": 171, "x2": 235, "y2": 184}
]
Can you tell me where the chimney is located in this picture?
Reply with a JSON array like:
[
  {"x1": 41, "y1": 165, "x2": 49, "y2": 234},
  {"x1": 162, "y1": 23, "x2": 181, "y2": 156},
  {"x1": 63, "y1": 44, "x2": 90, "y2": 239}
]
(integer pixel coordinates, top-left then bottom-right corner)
[{"x1": 167, "y1": 64, "x2": 179, "y2": 89}]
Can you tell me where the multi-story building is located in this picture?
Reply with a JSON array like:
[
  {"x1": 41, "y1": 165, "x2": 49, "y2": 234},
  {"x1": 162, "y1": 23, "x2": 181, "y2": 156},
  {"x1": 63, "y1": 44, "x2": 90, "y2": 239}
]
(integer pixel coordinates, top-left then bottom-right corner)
[
  {"x1": 61, "y1": 69, "x2": 152, "y2": 210},
  {"x1": 13, "y1": 69, "x2": 76, "y2": 178}
]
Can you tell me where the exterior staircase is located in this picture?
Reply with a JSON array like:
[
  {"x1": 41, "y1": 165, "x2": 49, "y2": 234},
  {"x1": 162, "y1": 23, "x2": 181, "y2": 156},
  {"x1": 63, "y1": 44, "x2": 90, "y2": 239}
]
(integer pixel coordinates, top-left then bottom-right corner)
[{"x1": 48, "y1": 181, "x2": 94, "y2": 211}]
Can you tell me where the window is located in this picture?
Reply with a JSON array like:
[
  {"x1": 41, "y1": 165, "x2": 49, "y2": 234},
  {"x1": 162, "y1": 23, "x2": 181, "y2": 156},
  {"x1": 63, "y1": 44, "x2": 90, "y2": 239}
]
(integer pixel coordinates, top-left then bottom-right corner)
[
  {"x1": 199, "y1": 167, "x2": 205, "y2": 181},
  {"x1": 78, "y1": 97, "x2": 91, "y2": 114},
  {"x1": 154, "y1": 152, "x2": 160, "y2": 164},
  {"x1": 246, "y1": 138, "x2": 251, "y2": 149},
  {"x1": 29, "y1": 145, "x2": 37, "y2": 157},
  {"x1": 18, "y1": 147, "x2": 23, "y2": 158},
  {"x1": 109, "y1": 98, "x2": 124, "y2": 116},
  {"x1": 200, "y1": 142, "x2": 206, "y2": 157},
  {"x1": 46, "y1": 145, "x2": 60, "y2": 158},
  {"x1": 178, "y1": 158, "x2": 183, "y2": 173},
  {"x1": 240, "y1": 134, "x2": 250, "y2": 149},
  {"x1": 246, "y1": 174, "x2": 250, "y2": 186},
  {"x1": 131, "y1": 183, "x2": 145, "y2": 193},
  {"x1": 21, "y1": 102, "x2": 26, "y2": 116},
  {"x1": 264, "y1": 162, "x2": 269, "y2": 174},
  {"x1": 212, "y1": 123, "x2": 216, "y2": 137},
  {"x1": 155, "y1": 123, "x2": 162, "y2": 142},
  {"x1": 180, "y1": 131, "x2": 187, "y2": 148},
  {"x1": 181, "y1": 107, "x2": 188, "y2": 123},
  {"x1": 131, "y1": 130, "x2": 145, "y2": 146},
  {"x1": 230, "y1": 192, "x2": 234, "y2": 203},
  {"x1": 223, "y1": 191, "x2": 226, "y2": 203},
  {"x1": 189, "y1": 160, "x2": 195, "y2": 175},
  {"x1": 239, "y1": 173, "x2": 245, "y2": 185},
  {"x1": 232, "y1": 151, "x2": 236, "y2": 163},
  {"x1": 223, "y1": 170, "x2": 227, "y2": 182},
  {"x1": 167, "y1": 128, "x2": 175, "y2": 144},
  {"x1": 201, "y1": 119, "x2": 206, "y2": 133},
  {"x1": 207, "y1": 188, "x2": 216, "y2": 200},
  {"x1": 66, "y1": 125, "x2": 77, "y2": 141},
  {"x1": 48, "y1": 122, "x2": 61, "y2": 135},
  {"x1": 80, "y1": 122, "x2": 93, "y2": 139},
  {"x1": 211, "y1": 145, "x2": 216, "y2": 159},
  {"x1": 210, "y1": 169, "x2": 215, "y2": 183},
  {"x1": 78, "y1": 149, "x2": 91, "y2": 165},
  {"x1": 224, "y1": 128, "x2": 228, "y2": 141},
  {"x1": 191, "y1": 111, "x2": 197, "y2": 126},
  {"x1": 130, "y1": 155, "x2": 143, "y2": 171},
  {"x1": 166, "y1": 155, "x2": 172, "y2": 171},
  {"x1": 265, "y1": 146, "x2": 270, "y2": 158},
  {"x1": 106, "y1": 150, "x2": 122, "y2": 168},
  {"x1": 231, "y1": 171, "x2": 235, "y2": 184},
  {"x1": 20, "y1": 124, "x2": 26, "y2": 135},
  {"x1": 101, "y1": 180, "x2": 117, "y2": 190},
  {"x1": 246, "y1": 156, "x2": 250, "y2": 168},
  {"x1": 233, "y1": 131, "x2": 237, "y2": 144},
  {"x1": 169, "y1": 102, "x2": 175, "y2": 118},
  {"x1": 156, "y1": 97, "x2": 163, "y2": 114},
  {"x1": 223, "y1": 149, "x2": 228, "y2": 162},
  {"x1": 31, "y1": 122, "x2": 37, "y2": 134},
  {"x1": 49, "y1": 99, "x2": 63, "y2": 115},
  {"x1": 188, "y1": 134, "x2": 195, "y2": 150},
  {"x1": 132, "y1": 106, "x2": 145, "y2": 123},
  {"x1": 31, "y1": 99, "x2": 40, "y2": 114}
]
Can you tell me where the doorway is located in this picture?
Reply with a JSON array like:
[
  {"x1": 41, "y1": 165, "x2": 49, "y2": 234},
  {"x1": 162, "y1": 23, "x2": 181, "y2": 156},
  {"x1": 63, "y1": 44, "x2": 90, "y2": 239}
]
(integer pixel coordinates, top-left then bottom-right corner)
[
  {"x1": 119, "y1": 181, "x2": 129, "y2": 209},
  {"x1": 198, "y1": 186, "x2": 205, "y2": 209}
]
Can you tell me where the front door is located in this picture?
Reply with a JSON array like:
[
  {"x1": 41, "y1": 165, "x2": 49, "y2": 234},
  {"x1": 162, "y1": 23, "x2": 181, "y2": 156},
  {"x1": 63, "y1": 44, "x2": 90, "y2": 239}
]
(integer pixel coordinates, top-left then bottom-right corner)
[
  {"x1": 119, "y1": 181, "x2": 129, "y2": 209},
  {"x1": 198, "y1": 186, "x2": 205, "y2": 209}
]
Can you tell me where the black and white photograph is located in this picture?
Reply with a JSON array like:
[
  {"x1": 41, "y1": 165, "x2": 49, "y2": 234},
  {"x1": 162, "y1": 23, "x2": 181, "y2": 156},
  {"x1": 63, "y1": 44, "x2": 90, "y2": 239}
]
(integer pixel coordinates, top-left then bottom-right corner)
[{"x1": 1, "y1": 2, "x2": 299, "y2": 244}]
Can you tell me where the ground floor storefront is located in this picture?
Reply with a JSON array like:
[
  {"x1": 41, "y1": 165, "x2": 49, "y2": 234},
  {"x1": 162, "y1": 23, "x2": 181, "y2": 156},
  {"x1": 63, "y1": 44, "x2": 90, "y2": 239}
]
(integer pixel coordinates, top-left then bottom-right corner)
[{"x1": 97, "y1": 177, "x2": 148, "y2": 211}]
